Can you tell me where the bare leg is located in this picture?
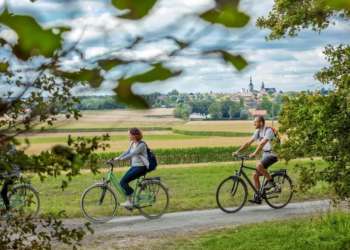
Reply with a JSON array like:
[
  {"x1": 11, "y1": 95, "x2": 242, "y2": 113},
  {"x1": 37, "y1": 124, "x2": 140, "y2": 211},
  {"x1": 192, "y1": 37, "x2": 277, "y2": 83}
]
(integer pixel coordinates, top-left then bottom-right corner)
[
  {"x1": 252, "y1": 171, "x2": 261, "y2": 190},
  {"x1": 256, "y1": 163, "x2": 272, "y2": 181}
]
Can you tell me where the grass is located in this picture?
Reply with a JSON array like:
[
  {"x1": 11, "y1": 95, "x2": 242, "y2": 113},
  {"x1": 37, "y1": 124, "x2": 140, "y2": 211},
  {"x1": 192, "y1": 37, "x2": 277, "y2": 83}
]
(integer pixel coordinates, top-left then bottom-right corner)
[
  {"x1": 153, "y1": 212, "x2": 350, "y2": 250},
  {"x1": 30, "y1": 159, "x2": 332, "y2": 218}
]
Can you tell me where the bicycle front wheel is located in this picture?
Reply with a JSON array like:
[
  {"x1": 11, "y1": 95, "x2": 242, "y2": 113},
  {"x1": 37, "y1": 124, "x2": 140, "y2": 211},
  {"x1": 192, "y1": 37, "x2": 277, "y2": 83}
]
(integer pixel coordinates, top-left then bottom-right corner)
[
  {"x1": 216, "y1": 176, "x2": 247, "y2": 213},
  {"x1": 80, "y1": 183, "x2": 118, "y2": 223},
  {"x1": 9, "y1": 184, "x2": 40, "y2": 217},
  {"x1": 136, "y1": 180, "x2": 169, "y2": 219},
  {"x1": 264, "y1": 173, "x2": 293, "y2": 209}
]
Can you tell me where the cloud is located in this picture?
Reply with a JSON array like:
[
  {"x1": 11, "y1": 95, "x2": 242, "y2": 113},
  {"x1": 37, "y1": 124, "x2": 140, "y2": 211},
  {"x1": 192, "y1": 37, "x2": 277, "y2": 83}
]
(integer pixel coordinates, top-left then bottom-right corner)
[{"x1": 1, "y1": 0, "x2": 349, "y2": 94}]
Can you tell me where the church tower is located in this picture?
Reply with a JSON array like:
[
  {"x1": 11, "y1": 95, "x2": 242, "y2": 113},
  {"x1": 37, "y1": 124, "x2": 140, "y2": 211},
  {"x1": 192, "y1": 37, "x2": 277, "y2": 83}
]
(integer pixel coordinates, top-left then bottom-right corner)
[
  {"x1": 261, "y1": 81, "x2": 265, "y2": 91},
  {"x1": 249, "y1": 76, "x2": 254, "y2": 92}
]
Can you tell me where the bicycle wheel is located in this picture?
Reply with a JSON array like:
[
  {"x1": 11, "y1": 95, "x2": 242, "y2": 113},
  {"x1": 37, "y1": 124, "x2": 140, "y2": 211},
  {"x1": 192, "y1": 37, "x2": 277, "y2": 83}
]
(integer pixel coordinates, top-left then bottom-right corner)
[
  {"x1": 80, "y1": 183, "x2": 118, "y2": 223},
  {"x1": 9, "y1": 184, "x2": 40, "y2": 217},
  {"x1": 264, "y1": 173, "x2": 293, "y2": 209},
  {"x1": 136, "y1": 180, "x2": 169, "y2": 219},
  {"x1": 216, "y1": 176, "x2": 247, "y2": 213}
]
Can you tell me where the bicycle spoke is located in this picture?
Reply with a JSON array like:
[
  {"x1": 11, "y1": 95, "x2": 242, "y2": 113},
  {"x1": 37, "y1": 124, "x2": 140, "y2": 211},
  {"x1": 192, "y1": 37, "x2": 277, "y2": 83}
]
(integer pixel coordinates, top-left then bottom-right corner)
[
  {"x1": 137, "y1": 181, "x2": 169, "y2": 219},
  {"x1": 216, "y1": 177, "x2": 247, "y2": 213},
  {"x1": 265, "y1": 174, "x2": 293, "y2": 209},
  {"x1": 81, "y1": 184, "x2": 117, "y2": 223}
]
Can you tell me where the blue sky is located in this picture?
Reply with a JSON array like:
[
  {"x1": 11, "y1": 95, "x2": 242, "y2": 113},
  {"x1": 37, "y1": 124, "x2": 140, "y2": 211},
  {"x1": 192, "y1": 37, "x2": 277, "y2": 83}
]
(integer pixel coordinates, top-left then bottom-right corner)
[{"x1": 2, "y1": 0, "x2": 350, "y2": 94}]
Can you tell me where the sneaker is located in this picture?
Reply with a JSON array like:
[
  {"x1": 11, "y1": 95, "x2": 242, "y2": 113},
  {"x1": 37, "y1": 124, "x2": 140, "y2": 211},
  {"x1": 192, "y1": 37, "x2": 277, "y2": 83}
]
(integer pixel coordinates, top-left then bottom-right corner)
[
  {"x1": 120, "y1": 199, "x2": 133, "y2": 208},
  {"x1": 248, "y1": 194, "x2": 262, "y2": 204},
  {"x1": 264, "y1": 180, "x2": 275, "y2": 190}
]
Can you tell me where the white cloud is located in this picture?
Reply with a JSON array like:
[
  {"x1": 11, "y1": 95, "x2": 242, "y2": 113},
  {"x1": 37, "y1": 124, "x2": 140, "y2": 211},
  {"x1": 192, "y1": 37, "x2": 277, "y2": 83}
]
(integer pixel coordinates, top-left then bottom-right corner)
[{"x1": 1, "y1": 0, "x2": 349, "y2": 94}]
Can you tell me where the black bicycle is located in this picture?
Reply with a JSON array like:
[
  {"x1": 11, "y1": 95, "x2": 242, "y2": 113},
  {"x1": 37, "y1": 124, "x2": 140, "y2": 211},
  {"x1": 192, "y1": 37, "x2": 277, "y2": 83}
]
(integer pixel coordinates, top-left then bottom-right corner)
[{"x1": 216, "y1": 154, "x2": 294, "y2": 213}]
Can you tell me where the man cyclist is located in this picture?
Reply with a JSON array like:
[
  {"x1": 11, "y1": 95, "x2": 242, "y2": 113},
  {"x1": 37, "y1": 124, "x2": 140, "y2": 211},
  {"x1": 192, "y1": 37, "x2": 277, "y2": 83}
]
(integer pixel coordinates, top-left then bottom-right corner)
[{"x1": 233, "y1": 116, "x2": 278, "y2": 204}]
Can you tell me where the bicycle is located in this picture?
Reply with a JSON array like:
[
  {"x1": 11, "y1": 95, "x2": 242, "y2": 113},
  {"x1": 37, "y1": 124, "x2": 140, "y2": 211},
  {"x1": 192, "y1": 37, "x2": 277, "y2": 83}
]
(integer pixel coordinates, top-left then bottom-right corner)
[
  {"x1": 0, "y1": 177, "x2": 40, "y2": 218},
  {"x1": 80, "y1": 161, "x2": 169, "y2": 223},
  {"x1": 216, "y1": 154, "x2": 294, "y2": 213}
]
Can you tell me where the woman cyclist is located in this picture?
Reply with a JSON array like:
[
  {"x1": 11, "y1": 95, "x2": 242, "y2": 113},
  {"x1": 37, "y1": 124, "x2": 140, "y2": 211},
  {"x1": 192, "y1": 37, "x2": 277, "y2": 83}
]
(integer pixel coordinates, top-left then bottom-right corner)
[{"x1": 109, "y1": 128, "x2": 149, "y2": 208}]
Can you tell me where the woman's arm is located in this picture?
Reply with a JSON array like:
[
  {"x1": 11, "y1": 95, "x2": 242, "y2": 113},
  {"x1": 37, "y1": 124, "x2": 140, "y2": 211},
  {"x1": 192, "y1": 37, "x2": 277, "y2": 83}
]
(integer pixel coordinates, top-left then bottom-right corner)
[
  {"x1": 118, "y1": 142, "x2": 146, "y2": 161},
  {"x1": 113, "y1": 143, "x2": 132, "y2": 160}
]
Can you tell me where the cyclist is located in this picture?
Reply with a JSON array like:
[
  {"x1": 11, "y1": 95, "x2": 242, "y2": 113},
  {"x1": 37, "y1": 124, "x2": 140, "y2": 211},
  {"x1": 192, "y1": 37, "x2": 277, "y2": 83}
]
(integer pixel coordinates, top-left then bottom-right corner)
[
  {"x1": 109, "y1": 128, "x2": 149, "y2": 208},
  {"x1": 0, "y1": 137, "x2": 20, "y2": 214},
  {"x1": 233, "y1": 116, "x2": 278, "y2": 204}
]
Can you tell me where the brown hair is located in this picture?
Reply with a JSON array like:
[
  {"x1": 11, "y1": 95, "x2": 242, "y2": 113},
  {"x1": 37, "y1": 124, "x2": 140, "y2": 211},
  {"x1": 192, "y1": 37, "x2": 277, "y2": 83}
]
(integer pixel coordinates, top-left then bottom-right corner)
[
  {"x1": 129, "y1": 127, "x2": 143, "y2": 141},
  {"x1": 256, "y1": 115, "x2": 265, "y2": 126}
]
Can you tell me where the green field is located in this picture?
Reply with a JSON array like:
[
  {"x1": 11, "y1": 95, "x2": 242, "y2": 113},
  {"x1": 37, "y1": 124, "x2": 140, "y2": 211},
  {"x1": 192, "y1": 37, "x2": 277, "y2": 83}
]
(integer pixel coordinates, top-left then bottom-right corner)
[
  {"x1": 31, "y1": 159, "x2": 332, "y2": 218},
  {"x1": 151, "y1": 212, "x2": 350, "y2": 250}
]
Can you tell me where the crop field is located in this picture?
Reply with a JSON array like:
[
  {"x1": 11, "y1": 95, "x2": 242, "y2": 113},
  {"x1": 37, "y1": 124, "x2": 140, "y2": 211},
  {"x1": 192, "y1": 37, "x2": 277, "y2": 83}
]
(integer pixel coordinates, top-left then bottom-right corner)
[
  {"x1": 24, "y1": 109, "x2": 276, "y2": 154},
  {"x1": 22, "y1": 133, "x2": 251, "y2": 154},
  {"x1": 175, "y1": 120, "x2": 279, "y2": 133},
  {"x1": 42, "y1": 108, "x2": 183, "y2": 129},
  {"x1": 23, "y1": 108, "x2": 261, "y2": 154}
]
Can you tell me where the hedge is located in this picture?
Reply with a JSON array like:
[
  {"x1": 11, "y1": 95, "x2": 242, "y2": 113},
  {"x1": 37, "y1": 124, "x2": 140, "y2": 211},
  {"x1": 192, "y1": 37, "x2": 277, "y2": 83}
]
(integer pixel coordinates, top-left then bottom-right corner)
[
  {"x1": 172, "y1": 129, "x2": 251, "y2": 137},
  {"x1": 93, "y1": 146, "x2": 255, "y2": 167}
]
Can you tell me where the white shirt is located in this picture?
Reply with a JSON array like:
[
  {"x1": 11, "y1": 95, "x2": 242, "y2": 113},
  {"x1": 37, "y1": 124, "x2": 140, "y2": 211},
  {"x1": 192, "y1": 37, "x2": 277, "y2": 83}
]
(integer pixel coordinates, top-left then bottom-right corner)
[{"x1": 252, "y1": 126, "x2": 275, "y2": 153}]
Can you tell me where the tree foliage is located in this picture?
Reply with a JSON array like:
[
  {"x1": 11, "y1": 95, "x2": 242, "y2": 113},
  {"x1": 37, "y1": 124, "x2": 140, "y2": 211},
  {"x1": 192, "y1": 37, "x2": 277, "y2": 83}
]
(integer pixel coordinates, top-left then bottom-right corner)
[
  {"x1": 256, "y1": 0, "x2": 350, "y2": 40},
  {"x1": 258, "y1": 0, "x2": 350, "y2": 198}
]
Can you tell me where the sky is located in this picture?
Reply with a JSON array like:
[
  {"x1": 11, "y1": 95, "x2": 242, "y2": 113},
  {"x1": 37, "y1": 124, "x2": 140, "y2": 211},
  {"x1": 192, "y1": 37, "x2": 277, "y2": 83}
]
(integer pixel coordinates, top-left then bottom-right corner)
[{"x1": 1, "y1": 0, "x2": 350, "y2": 94}]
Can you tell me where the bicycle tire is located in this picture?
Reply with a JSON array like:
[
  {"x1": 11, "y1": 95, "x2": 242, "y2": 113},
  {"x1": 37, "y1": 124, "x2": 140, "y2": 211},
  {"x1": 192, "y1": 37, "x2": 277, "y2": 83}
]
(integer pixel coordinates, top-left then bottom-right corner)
[
  {"x1": 137, "y1": 180, "x2": 169, "y2": 219},
  {"x1": 264, "y1": 173, "x2": 293, "y2": 209},
  {"x1": 216, "y1": 176, "x2": 248, "y2": 213},
  {"x1": 9, "y1": 184, "x2": 40, "y2": 217},
  {"x1": 80, "y1": 183, "x2": 118, "y2": 223}
]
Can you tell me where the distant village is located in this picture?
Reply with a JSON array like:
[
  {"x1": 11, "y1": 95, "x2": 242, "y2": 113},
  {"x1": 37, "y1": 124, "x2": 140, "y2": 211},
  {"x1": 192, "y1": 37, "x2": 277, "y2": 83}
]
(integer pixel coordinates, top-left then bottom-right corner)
[
  {"x1": 151, "y1": 77, "x2": 284, "y2": 120},
  {"x1": 76, "y1": 77, "x2": 285, "y2": 121}
]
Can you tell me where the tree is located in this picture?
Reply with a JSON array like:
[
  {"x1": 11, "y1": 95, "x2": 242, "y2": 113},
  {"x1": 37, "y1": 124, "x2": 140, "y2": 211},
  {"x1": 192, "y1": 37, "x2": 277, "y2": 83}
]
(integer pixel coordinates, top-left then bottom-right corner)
[
  {"x1": 239, "y1": 109, "x2": 249, "y2": 120},
  {"x1": 208, "y1": 102, "x2": 223, "y2": 119},
  {"x1": 174, "y1": 103, "x2": 192, "y2": 120},
  {"x1": 220, "y1": 99, "x2": 233, "y2": 119},
  {"x1": 256, "y1": 0, "x2": 350, "y2": 40},
  {"x1": 229, "y1": 101, "x2": 241, "y2": 119},
  {"x1": 259, "y1": 96, "x2": 273, "y2": 116},
  {"x1": 257, "y1": 1, "x2": 350, "y2": 199}
]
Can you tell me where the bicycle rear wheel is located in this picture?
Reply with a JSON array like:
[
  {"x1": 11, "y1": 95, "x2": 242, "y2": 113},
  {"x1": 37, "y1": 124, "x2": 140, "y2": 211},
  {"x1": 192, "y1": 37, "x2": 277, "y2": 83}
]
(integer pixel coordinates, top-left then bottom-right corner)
[
  {"x1": 9, "y1": 184, "x2": 40, "y2": 217},
  {"x1": 216, "y1": 176, "x2": 247, "y2": 213},
  {"x1": 264, "y1": 173, "x2": 293, "y2": 209},
  {"x1": 136, "y1": 180, "x2": 169, "y2": 219},
  {"x1": 80, "y1": 183, "x2": 118, "y2": 223}
]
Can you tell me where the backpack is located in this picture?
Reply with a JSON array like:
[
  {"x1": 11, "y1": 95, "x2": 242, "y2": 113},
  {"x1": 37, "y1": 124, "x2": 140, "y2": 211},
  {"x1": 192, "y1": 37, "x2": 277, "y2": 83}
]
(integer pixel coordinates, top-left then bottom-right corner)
[
  {"x1": 141, "y1": 141, "x2": 158, "y2": 172},
  {"x1": 266, "y1": 126, "x2": 281, "y2": 144}
]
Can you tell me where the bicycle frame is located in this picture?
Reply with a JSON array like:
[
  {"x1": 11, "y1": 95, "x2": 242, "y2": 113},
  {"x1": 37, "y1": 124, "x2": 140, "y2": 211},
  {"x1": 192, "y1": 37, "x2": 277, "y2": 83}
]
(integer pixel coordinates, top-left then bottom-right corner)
[
  {"x1": 235, "y1": 158, "x2": 267, "y2": 196},
  {"x1": 104, "y1": 163, "x2": 144, "y2": 202}
]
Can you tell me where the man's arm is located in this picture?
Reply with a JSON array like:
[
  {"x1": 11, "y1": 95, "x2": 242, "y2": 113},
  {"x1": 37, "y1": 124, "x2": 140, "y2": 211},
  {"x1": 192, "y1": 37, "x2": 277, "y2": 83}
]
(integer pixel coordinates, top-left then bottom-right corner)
[
  {"x1": 233, "y1": 137, "x2": 255, "y2": 155},
  {"x1": 249, "y1": 138, "x2": 268, "y2": 158}
]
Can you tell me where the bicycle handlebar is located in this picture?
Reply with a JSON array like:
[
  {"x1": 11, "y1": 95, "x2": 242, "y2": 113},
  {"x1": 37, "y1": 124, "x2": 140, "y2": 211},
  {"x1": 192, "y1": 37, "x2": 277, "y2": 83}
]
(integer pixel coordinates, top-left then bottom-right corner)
[{"x1": 233, "y1": 154, "x2": 251, "y2": 160}]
